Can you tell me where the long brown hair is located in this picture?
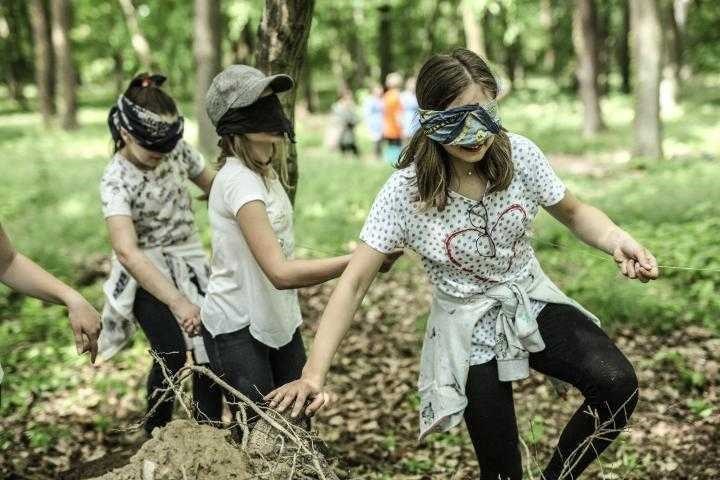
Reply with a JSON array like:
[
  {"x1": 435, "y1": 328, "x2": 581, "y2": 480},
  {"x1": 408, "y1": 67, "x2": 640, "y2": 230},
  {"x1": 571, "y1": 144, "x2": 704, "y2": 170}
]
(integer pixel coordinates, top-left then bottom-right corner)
[
  {"x1": 397, "y1": 48, "x2": 513, "y2": 210},
  {"x1": 216, "y1": 134, "x2": 289, "y2": 188}
]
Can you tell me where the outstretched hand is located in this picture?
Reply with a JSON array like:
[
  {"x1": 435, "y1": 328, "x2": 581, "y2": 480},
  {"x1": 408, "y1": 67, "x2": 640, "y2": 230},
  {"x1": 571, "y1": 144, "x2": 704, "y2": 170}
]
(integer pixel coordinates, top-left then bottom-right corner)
[
  {"x1": 265, "y1": 377, "x2": 337, "y2": 418},
  {"x1": 612, "y1": 237, "x2": 659, "y2": 283},
  {"x1": 67, "y1": 297, "x2": 102, "y2": 363}
]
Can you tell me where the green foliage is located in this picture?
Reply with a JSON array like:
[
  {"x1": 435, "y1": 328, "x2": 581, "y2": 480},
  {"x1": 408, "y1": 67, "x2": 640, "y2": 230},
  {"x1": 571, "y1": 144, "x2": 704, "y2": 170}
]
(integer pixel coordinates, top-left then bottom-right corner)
[{"x1": 2, "y1": 0, "x2": 720, "y2": 115}]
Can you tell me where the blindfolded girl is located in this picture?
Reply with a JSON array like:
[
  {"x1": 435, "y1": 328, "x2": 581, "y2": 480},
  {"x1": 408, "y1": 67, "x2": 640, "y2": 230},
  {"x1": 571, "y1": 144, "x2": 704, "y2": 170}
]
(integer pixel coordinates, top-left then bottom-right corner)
[
  {"x1": 200, "y1": 65, "x2": 400, "y2": 429},
  {"x1": 98, "y1": 74, "x2": 223, "y2": 435},
  {"x1": 268, "y1": 48, "x2": 659, "y2": 480}
]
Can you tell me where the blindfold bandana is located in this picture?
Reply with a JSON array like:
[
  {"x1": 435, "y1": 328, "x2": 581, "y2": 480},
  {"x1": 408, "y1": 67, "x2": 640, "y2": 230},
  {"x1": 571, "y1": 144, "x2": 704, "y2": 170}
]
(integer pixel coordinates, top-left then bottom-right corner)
[
  {"x1": 215, "y1": 94, "x2": 296, "y2": 143},
  {"x1": 108, "y1": 93, "x2": 184, "y2": 154},
  {"x1": 418, "y1": 100, "x2": 501, "y2": 147}
]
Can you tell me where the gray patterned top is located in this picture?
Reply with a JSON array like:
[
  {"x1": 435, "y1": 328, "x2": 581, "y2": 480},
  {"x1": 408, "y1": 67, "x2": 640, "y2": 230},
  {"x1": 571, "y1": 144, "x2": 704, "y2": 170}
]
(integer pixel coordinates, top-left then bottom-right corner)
[{"x1": 100, "y1": 140, "x2": 205, "y2": 248}]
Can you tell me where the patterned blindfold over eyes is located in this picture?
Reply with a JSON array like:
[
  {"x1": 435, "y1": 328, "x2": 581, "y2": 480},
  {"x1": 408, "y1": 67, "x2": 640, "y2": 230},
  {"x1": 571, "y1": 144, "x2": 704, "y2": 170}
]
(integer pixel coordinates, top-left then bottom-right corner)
[{"x1": 418, "y1": 100, "x2": 502, "y2": 147}]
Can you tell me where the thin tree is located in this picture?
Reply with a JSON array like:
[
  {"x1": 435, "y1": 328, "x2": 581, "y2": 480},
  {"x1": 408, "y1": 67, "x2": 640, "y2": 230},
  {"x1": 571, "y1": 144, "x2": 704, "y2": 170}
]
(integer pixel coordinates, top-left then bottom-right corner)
[
  {"x1": 540, "y1": 0, "x2": 556, "y2": 73},
  {"x1": 255, "y1": 0, "x2": 315, "y2": 203},
  {"x1": 0, "y1": 0, "x2": 31, "y2": 109},
  {"x1": 193, "y1": 0, "x2": 221, "y2": 157},
  {"x1": 660, "y1": 0, "x2": 691, "y2": 110},
  {"x1": 50, "y1": 0, "x2": 77, "y2": 130},
  {"x1": 29, "y1": 0, "x2": 55, "y2": 125},
  {"x1": 572, "y1": 0, "x2": 605, "y2": 136},
  {"x1": 377, "y1": 4, "x2": 392, "y2": 87},
  {"x1": 617, "y1": 0, "x2": 631, "y2": 94},
  {"x1": 630, "y1": 0, "x2": 663, "y2": 159},
  {"x1": 462, "y1": 0, "x2": 487, "y2": 58},
  {"x1": 117, "y1": 0, "x2": 155, "y2": 71}
]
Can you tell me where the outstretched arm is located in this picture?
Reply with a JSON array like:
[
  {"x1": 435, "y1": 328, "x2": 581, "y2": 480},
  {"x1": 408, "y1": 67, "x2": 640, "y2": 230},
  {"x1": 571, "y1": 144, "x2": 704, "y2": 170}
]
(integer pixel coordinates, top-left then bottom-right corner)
[
  {"x1": 0, "y1": 224, "x2": 102, "y2": 362},
  {"x1": 265, "y1": 243, "x2": 390, "y2": 417},
  {"x1": 545, "y1": 191, "x2": 659, "y2": 282},
  {"x1": 237, "y1": 202, "x2": 401, "y2": 290}
]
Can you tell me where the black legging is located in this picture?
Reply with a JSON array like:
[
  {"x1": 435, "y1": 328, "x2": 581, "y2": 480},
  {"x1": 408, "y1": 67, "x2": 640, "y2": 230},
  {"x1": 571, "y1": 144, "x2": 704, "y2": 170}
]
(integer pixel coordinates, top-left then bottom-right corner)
[
  {"x1": 464, "y1": 303, "x2": 639, "y2": 480},
  {"x1": 133, "y1": 287, "x2": 223, "y2": 434},
  {"x1": 201, "y1": 324, "x2": 307, "y2": 424}
]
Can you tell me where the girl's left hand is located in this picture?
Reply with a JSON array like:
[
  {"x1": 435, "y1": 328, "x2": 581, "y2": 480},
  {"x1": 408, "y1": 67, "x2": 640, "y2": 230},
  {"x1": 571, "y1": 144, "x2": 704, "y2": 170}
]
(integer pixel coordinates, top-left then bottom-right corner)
[{"x1": 612, "y1": 237, "x2": 659, "y2": 282}]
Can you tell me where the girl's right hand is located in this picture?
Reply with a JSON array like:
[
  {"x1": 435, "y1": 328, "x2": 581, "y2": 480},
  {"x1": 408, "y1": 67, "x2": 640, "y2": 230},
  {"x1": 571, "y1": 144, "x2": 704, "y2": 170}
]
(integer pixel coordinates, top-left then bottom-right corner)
[
  {"x1": 170, "y1": 296, "x2": 202, "y2": 335},
  {"x1": 265, "y1": 376, "x2": 337, "y2": 418},
  {"x1": 66, "y1": 296, "x2": 102, "y2": 363}
]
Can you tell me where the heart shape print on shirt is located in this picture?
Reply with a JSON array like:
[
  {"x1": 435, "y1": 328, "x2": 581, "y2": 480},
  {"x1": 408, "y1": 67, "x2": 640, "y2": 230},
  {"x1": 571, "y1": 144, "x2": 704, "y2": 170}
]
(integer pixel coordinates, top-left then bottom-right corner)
[{"x1": 444, "y1": 202, "x2": 528, "y2": 282}]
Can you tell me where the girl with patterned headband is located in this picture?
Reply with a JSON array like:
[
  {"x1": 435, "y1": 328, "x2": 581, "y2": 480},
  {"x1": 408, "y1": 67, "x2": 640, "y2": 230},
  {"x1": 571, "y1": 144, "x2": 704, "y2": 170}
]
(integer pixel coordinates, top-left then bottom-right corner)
[
  {"x1": 98, "y1": 73, "x2": 223, "y2": 435},
  {"x1": 269, "y1": 48, "x2": 659, "y2": 480}
]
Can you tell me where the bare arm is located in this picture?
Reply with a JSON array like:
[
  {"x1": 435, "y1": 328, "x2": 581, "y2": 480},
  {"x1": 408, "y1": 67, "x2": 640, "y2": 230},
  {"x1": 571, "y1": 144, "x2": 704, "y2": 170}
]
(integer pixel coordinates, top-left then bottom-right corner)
[
  {"x1": 545, "y1": 190, "x2": 659, "y2": 282},
  {"x1": 190, "y1": 166, "x2": 216, "y2": 197},
  {"x1": 236, "y1": 201, "x2": 353, "y2": 289},
  {"x1": 265, "y1": 243, "x2": 388, "y2": 417},
  {"x1": 105, "y1": 215, "x2": 201, "y2": 334},
  {"x1": 0, "y1": 224, "x2": 101, "y2": 361}
]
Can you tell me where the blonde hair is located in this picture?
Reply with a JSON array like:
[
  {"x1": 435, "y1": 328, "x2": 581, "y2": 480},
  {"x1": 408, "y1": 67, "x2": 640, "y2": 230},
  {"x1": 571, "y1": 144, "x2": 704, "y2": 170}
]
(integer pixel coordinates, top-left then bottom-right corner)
[
  {"x1": 397, "y1": 48, "x2": 513, "y2": 210},
  {"x1": 216, "y1": 134, "x2": 290, "y2": 187}
]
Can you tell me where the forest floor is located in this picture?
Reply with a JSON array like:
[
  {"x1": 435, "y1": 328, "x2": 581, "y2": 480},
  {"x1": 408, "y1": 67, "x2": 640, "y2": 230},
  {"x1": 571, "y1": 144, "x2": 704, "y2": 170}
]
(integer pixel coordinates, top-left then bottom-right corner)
[
  {"x1": 1, "y1": 267, "x2": 719, "y2": 479},
  {"x1": 1, "y1": 79, "x2": 720, "y2": 479}
]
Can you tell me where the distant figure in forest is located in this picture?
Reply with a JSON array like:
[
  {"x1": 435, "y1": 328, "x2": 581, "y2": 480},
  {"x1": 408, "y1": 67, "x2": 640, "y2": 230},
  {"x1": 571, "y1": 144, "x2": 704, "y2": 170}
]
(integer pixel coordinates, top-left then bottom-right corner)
[
  {"x1": 400, "y1": 76, "x2": 420, "y2": 140},
  {"x1": 362, "y1": 84, "x2": 385, "y2": 160},
  {"x1": 382, "y1": 72, "x2": 404, "y2": 165},
  {"x1": 332, "y1": 90, "x2": 360, "y2": 158}
]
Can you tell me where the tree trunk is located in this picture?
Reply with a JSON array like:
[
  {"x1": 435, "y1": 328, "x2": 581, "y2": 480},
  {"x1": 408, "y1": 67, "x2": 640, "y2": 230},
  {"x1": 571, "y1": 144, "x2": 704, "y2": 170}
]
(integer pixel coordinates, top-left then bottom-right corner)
[
  {"x1": 194, "y1": 0, "x2": 221, "y2": 158},
  {"x1": 255, "y1": 0, "x2": 315, "y2": 204},
  {"x1": 348, "y1": 6, "x2": 369, "y2": 91},
  {"x1": 112, "y1": 50, "x2": 125, "y2": 95},
  {"x1": 462, "y1": 0, "x2": 486, "y2": 57},
  {"x1": 28, "y1": 0, "x2": 55, "y2": 124},
  {"x1": 630, "y1": 0, "x2": 663, "y2": 159},
  {"x1": 232, "y1": 20, "x2": 255, "y2": 64},
  {"x1": 423, "y1": 0, "x2": 442, "y2": 59},
  {"x1": 50, "y1": 0, "x2": 77, "y2": 130},
  {"x1": 377, "y1": 4, "x2": 392, "y2": 87},
  {"x1": 618, "y1": 0, "x2": 631, "y2": 94},
  {"x1": 499, "y1": 6, "x2": 522, "y2": 88},
  {"x1": 596, "y1": 3, "x2": 611, "y2": 94},
  {"x1": 673, "y1": 0, "x2": 690, "y2": 80},
  {"x1": 572, "y1": 0, "x2": 605, "y2": 136},
  {"x1": 659, "y1": 0, "x2": 690, "y2": 111},
  {"x1": 1, "y1": 0, "x2": 29, "y2": 109},
  {"x1": 540, "y1": 0, "x2": 556, "y2": 72},
  {"x1": 300, "y1": 59, "x2": 316, "y2": 113},
  {"x1": 117, "y1": 0, "x2": 155, "y2": 71}
]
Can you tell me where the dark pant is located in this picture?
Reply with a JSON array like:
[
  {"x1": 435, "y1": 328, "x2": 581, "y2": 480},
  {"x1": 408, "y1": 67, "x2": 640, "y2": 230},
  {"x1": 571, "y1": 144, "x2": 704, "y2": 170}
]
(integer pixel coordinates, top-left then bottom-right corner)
[
  {"x1": 201, "y1": 325, "x2": 307, "y2": 423},
  {"x1": 464, "y1": 303, "x2": 639, "y2": 480},
  {"x1": 133, "y1": 288, "x2": 223, "y2": 434}
]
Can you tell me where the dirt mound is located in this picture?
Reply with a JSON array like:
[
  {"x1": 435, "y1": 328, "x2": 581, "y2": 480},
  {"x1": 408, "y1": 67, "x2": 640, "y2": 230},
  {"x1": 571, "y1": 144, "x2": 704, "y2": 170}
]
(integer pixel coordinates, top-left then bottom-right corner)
[
  {"x1": 91, "y1": 420, "x2": 250, "y2": 480},
  {"x1": 89, "y1": 410, "x2": 341, "y2": 480}
]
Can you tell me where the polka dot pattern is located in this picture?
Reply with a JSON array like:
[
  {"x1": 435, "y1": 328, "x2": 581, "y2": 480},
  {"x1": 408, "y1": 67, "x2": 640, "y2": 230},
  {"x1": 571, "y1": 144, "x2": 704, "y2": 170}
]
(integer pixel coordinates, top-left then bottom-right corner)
[{"x1": 360, "y1": 133, "x2": 566, "y2": 364}]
